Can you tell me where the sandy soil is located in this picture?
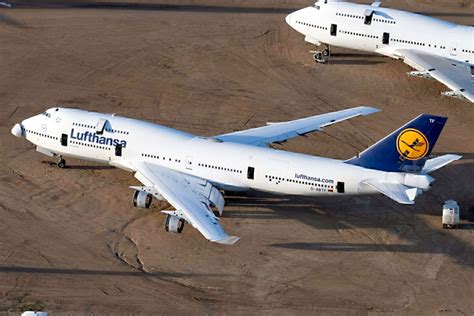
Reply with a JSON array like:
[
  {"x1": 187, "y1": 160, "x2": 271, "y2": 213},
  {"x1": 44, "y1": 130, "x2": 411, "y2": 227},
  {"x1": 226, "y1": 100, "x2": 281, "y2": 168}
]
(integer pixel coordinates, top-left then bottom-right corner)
[{"x1": 0, "y1": 0, "x2": 473, "y2": 314}]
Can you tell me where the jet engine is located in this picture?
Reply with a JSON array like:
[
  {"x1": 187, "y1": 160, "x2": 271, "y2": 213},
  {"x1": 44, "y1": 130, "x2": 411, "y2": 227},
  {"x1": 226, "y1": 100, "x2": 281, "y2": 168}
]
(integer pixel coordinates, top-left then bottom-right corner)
[
  {"x1": 165, "y1": 215, "x2": 185, "y2": 233},
  {"x1": 132, "y1": 190, "x2": 152, "y2": 208}
]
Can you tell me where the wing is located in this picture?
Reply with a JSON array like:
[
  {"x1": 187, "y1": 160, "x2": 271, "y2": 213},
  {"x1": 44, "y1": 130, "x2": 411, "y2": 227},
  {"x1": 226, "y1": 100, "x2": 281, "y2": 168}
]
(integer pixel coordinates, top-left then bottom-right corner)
[
  {"x1": 214, "y1": 106, "x2": 380, "y2": 147},
  {"x1": 399, "y1": 49, "x2": 474, "y2": 103},
  {"x1": 133, "y1": 161, "x2": 239, "y2": 245}
]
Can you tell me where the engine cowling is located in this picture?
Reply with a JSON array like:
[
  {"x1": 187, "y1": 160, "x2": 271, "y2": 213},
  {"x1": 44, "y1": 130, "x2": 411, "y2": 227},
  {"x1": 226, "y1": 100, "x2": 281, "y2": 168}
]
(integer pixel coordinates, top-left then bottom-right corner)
[
  {"x1": 165, "y1": 215, "x2": 185, "y2": 233},
  {"x1": 132, "y1": 190, "x2": 152, "y2": 208}
]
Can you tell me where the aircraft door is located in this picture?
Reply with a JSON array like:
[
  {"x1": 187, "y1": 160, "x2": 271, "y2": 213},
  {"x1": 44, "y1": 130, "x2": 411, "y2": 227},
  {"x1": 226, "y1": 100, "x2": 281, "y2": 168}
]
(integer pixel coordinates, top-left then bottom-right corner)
[
  {"x1": 185, "y1": 156, "x2": 193, "y2": 170},
  {"x1": 115, "y1": 144, "x2": 122, "y2": 157},
  {"x1": 450, "y1": 43, "x2": 458, "y2": 56},
  {"x1": 336, "y1": 181, "x2": 345, "y2": 193},
  {"x1": 382, "y1": 32, "x2": 390, "y2": 45},
  {"x1": 330, "y1": 24, "x2": 337, "y2": 36},
  {"x1": 60, "y1": 133, "x2": 68, "y2": 146},
  {"x1": 364, "y1": 9, "x2": 374, "y2": 25}
]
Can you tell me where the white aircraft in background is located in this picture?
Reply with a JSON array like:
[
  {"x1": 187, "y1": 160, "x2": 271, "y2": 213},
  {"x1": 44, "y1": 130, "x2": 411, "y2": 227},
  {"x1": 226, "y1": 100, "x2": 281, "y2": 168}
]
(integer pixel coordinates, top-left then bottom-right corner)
[
  {"x1": 285, "y1": 0, "x2": 474, "y2": 103},
  {"x1": 11, "y1": 107, "x2": 460, "y2": 244}
]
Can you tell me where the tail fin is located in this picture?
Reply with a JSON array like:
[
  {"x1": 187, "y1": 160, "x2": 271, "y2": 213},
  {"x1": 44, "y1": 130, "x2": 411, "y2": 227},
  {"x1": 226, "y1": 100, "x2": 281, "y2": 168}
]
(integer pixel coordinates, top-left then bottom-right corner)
[{"x1": 346, "y1": 114, "x2": 447, "y2": 173}]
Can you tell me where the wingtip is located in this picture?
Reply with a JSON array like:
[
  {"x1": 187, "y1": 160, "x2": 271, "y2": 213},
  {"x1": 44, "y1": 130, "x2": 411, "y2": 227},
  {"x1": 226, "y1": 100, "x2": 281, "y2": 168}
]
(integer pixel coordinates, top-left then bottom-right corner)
[
  {"x1": 213, "y1": 236, "x2": 240, "y2": 245},
  {"x1": 360, "y1": 105, "x2": 381, "y2": 114}
]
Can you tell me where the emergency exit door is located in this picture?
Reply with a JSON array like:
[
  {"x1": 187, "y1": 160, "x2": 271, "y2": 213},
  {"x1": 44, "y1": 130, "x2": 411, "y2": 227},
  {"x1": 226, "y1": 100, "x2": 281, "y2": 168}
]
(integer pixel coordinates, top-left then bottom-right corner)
[{"x1": 450, "y1": 43, "x2": 458, "y2": 56}]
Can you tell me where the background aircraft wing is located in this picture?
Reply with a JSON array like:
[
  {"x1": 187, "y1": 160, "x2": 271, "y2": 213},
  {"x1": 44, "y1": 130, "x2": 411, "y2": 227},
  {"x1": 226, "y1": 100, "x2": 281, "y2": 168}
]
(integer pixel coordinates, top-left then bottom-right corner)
[
  {"x1": 214, "y1": 106, "x2": 379, "y2": 147},
  {"x1": 398, "y1": 49, "x2": 474, "y2": 103},
  {"x1": 133, "y1": 161, "x2": 239, "y2": 245}
]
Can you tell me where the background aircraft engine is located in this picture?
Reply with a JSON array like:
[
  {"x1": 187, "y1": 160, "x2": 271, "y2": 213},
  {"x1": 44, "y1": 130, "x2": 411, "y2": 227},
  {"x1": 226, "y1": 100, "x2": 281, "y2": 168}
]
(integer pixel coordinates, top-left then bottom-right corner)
[
  {"x1": 165, "y1": 215, "x2": 185, "y2": 233},
  {"x1": 132, "y1": 190, "x2": 152, "y2": 208}
]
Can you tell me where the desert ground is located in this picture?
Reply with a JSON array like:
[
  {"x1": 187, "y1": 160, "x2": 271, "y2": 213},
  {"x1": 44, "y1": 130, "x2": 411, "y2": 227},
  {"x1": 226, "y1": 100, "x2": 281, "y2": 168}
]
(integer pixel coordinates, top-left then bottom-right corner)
[{"x1": 0, "y1": 0, "x2": 473, "y2": 314}]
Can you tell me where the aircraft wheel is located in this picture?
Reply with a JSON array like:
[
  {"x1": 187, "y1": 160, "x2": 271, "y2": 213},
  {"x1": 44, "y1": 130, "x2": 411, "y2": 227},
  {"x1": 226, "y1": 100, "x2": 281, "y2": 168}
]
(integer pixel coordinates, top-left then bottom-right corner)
[
  {"x1": 313, "y1": 52, "x2": 323, "y2": 62},
  {"x1": 57, "y1": 159, "x2": 66, "y2": 169}
]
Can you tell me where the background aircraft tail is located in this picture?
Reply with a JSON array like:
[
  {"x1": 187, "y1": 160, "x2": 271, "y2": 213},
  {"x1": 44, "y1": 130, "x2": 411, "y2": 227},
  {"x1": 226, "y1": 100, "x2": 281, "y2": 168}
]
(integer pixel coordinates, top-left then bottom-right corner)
[{"x1": 346, "y1": 114, "x2": 447, "y2": 173}]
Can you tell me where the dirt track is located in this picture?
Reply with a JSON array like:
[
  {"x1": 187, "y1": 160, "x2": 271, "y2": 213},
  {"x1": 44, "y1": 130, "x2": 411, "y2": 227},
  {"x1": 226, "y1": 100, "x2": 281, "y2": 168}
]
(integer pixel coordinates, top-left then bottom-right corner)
[{"x1": 0, "y1": 0, "x2": 473, "y2": 314}]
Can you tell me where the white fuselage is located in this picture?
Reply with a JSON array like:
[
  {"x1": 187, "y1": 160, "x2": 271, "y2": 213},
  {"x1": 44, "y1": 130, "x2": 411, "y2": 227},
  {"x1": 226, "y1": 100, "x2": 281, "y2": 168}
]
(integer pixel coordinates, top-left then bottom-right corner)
[
  {"x1": 286, "y1": 1, "x2": 473, "y2": 64},
  {"x1": 18, "y1": 107, "x2": 418, "y2": 199}
]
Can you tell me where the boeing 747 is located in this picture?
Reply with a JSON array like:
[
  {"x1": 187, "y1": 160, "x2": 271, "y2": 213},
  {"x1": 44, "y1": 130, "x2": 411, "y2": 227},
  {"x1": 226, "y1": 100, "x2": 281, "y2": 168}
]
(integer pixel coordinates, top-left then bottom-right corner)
[
  {"x1": 11, "y1": 107, "x2": 460, "y2": 244},
  {"x1": 286, "y1": 0, "x2": 474, "y2": 102}
]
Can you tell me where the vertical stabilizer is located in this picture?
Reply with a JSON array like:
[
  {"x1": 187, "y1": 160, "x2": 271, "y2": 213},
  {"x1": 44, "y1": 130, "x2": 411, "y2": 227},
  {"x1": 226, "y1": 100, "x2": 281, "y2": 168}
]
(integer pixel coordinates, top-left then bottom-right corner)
[{"x1": 346, "y1": 114, "x2": 447, "y2": 173}]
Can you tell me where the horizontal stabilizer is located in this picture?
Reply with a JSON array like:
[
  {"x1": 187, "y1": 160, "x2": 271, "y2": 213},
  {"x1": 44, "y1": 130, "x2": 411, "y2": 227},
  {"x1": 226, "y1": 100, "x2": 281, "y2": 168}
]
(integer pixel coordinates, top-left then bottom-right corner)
[
  {"x1": 363, "y1": 180, "x2": 416, "y2": 204},
  {"x1": 422, "y1": 154, "x2": 462, "y2": 174}
]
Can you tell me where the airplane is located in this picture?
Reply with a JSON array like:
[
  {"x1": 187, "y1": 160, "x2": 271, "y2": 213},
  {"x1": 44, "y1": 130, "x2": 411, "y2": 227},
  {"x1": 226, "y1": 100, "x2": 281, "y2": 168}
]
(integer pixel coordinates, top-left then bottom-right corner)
[
  {"x1": 11, "y1": 106, "x2": 461, "y2": 245},
  {"x1": 285, "y1": 0, "x2": 474, "y2": 103}
]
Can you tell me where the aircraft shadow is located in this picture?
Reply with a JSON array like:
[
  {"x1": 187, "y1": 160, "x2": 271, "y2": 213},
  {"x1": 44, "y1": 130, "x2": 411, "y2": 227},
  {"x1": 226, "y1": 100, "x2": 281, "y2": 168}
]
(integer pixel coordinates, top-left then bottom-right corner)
[
  {"x1": 331, "y1": 53, "x2": 380, "y2": 58},
  {"x1": 326, "y1": 53, "x2": 385, "y2": 65},
  {"x1": 9, "y1": 1, "x2": 295, "y2": 14},
  {"x1": 41, "y1": 161, "x2": 113, "y2": 170},
  {"x1": 417, "y1": 11, "x2": 474, "y2": 18},
  {"x1": 225, "y1": 162, "x2": 474, "y2": 266},
  {"x1": 0, "y1": 266, "x2": 229, "y2": 278},
  {"x1": 0, "y1": 13, "x2": 27, "y2": 28},
  {"x1": 11, "y1": 2, "x2": 472, "y2": 19},
  {"x1": 63, "y1": 165, "x2": 114, "y2": 170},
  {"x1": 328, "y1": 60, "x2": 384, "y2": 65},
  {"x1": 432, "y1": 152, "x2": 474, "y2": 160},
  {"x1": 269, "y1": 241, "x2": 474, "y2": 267}
]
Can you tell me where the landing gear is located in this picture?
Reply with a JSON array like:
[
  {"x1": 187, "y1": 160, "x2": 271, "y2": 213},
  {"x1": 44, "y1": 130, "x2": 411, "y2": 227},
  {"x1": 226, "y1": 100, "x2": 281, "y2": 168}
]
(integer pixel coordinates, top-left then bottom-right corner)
[
  {"x1": 311, "y1": 45, "x2": 331, "y2": 63},
  {"x1": 57, "y1": 157, "x2": 66, "y2": 169}
]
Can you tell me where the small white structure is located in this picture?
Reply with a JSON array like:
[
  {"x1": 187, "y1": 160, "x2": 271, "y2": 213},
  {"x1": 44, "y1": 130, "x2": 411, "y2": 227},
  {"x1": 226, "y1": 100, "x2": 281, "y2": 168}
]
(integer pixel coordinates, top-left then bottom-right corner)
[
  {"x1": 21, "y1": 312, "x2": 48, "y2": 316},
  {"x1": 442, "y1": 200, "x2": 460, "y2": 229}
]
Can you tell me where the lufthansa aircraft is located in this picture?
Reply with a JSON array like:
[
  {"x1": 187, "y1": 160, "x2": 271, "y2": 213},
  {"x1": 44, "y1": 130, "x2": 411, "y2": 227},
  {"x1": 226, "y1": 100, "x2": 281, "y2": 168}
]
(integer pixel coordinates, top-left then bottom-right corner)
[
  {"x1": 11, "y1": 107, "x2": 460, "y2": 244},
  {"x1": 285, "y1": 0, "x2": 474, "y2": 103}
]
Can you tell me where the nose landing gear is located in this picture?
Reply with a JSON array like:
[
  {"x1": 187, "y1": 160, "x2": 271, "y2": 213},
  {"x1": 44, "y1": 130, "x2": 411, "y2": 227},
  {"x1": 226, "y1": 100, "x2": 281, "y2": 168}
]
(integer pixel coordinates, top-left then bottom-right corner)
[
  {"x1": 310, "y1": 45, "x2": 331, "y2": 63},
  {"x1": 57, "y1": 156, "x2": 66, "y2": 169}
]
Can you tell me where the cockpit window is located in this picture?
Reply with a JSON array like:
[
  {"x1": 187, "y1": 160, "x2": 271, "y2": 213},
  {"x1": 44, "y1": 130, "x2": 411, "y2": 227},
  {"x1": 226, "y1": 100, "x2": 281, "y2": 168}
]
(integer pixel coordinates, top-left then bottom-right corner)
[
  {"x1": 313, "y1": 4, "x2": 320, "y2": 9},
  {"x1": 41, "y1": 111, "x2": 51, "y2": 118}
]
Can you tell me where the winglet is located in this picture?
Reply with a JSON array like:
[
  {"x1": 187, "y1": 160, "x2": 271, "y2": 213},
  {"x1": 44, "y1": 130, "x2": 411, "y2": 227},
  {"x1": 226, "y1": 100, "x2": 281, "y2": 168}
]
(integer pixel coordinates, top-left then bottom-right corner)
[{"x1": 213, "y1": 236, "x2": 240, "y2": 245}]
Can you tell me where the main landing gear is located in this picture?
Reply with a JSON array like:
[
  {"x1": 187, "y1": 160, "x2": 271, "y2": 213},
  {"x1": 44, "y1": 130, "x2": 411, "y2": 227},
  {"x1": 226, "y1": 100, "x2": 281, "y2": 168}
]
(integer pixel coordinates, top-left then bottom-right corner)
[
  {"x1": 57, "y1": 156, "x2": 66, "y2": 169},
  {"x1": 311, "y1": 45, "x2": 331, "y2": 63}
]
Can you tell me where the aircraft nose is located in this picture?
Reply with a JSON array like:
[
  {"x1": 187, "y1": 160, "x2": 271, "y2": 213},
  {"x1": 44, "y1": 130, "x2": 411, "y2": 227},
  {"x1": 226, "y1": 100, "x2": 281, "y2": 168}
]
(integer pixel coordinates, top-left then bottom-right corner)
[
  {"x1": 285, "y1": 13, "x2": 292, "y2": 25},
  {"x1": 11, "y1": 123, "x2": 24, "y2": 138}
]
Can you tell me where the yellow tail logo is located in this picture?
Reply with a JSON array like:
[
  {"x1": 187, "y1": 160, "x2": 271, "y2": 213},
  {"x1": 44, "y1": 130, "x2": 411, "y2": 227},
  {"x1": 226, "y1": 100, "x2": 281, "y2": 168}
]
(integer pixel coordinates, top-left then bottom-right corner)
[{"x1": 396, "y1": 128, "x2": 429, "y2": 160}]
